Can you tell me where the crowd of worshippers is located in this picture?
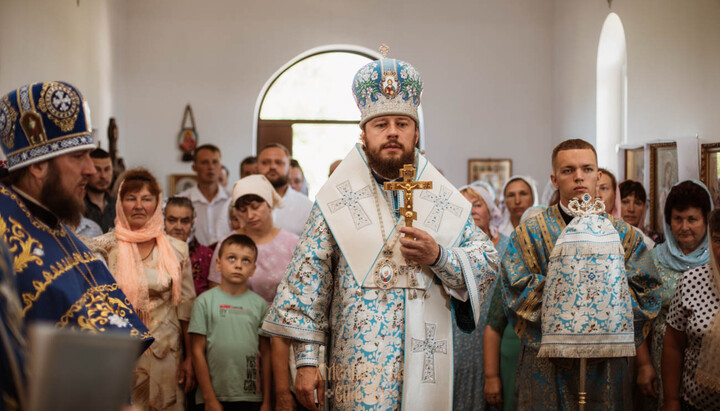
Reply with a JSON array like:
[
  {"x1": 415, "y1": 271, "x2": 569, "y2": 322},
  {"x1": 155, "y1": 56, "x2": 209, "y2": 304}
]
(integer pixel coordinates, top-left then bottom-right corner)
[{"x1": 2, "y1": 83, "x2": 719, "y2": 411}]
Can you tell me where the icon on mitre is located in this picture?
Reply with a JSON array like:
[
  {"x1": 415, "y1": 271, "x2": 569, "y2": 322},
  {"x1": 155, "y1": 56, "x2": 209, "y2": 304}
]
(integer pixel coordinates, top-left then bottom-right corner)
[{"x1": 382, "y1": 75, "x2": 397, "y2": 98}]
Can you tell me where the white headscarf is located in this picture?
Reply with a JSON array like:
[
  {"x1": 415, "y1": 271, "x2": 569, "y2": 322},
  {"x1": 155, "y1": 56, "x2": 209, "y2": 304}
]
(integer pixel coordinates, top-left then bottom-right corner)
[
  {"x1": 498, "y1": 175, "x2": 539, "y2": 236},
  {"x1": 231, "y1": 174, "x2": 284, "y2": 209},
  {"x1": 460, "y1": 184, "x2": 502, "y2": 238}
]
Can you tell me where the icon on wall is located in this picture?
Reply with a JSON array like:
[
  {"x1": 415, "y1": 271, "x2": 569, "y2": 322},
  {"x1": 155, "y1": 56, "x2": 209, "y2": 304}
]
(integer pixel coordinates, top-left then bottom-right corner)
[{"x1": 178, "y1": 104, "x2": 198, "y2": 162}]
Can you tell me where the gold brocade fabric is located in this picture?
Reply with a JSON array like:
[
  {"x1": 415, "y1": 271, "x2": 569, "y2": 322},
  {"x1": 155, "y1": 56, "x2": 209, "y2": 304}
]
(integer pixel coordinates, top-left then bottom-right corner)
[{"x1": 95, "y1": 233, "x2": 195, "y2": 411}]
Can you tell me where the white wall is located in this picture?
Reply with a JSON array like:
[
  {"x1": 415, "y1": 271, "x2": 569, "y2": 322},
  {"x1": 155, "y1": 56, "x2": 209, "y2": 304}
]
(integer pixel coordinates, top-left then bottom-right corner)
[
  {"x1": 6, "y1": 1, "x2": 717, "y2": 197},
  {"x1": 553, "y1": 0, "x2": 720, "y2": 174},
  {"x1": 0, "y1": 0, "x2": 115, "y2": 148},
  {"x1": 112, "y1": 0, "x2": 556, "y2": 193}
]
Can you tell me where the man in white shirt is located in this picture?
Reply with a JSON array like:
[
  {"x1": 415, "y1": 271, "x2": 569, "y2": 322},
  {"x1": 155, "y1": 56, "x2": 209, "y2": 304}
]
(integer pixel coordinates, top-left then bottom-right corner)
[
  {"x1": 257, "y1": 143, "x2": 312, "y2": 236},
  {"x1": 178, "y1": 144, "x2": 232, "y2": 246}
]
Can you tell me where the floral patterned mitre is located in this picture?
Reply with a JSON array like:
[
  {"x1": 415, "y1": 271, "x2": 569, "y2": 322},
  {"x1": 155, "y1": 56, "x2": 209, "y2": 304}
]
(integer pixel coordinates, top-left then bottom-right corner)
[{"x1": 352, "y1": 58, "x2": 423, "y2": 126}]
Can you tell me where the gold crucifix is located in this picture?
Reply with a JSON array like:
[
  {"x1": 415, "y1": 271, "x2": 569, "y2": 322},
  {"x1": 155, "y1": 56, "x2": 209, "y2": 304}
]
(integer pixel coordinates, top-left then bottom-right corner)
[{"x1": 384, "y1": 164, "x2": 433, "y2": 233}]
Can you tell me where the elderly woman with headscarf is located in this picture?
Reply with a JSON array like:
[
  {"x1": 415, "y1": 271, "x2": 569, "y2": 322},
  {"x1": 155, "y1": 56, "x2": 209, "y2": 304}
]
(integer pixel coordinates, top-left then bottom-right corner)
[
  {"x1": 498, "y1": 176, "x2": 539, "y2": 237},
  {"x1": 662, "y1": 208, "x2": 720, "y2": 411},
  {"x1": 636, "y1": 180, "x2": 713, "y2": 409},
  {"x1": 451, "y1": 184, "x2": 509, "y2": 410},
  {"x1": 95, "y1": 168, "x2": 197, "y2": 410}
]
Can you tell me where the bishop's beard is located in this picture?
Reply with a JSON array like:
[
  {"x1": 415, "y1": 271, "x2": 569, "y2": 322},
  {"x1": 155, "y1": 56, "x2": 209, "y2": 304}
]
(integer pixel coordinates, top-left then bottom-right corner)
[
  {"x1": 41, "y1": 161, "x2": 86, "y2": 225},
  {"x1": 363, "y1": 143, "x2": 415, "y2": 180}
]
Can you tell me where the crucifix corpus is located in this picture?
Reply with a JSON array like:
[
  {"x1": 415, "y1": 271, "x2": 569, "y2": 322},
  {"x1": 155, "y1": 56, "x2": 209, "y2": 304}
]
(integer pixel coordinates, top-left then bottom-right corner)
[{"x1": 384, "y1": 164, "x2": 433, "y2": 235}]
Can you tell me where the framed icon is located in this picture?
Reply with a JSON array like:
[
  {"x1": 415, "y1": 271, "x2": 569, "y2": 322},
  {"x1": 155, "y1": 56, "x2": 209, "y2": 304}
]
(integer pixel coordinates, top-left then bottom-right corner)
[
  {"x1": 169, "y1": 174, "x2": 197, "y2": 196},
  {"x1": 624, "y1": 147, "x2": 644, "y2": 183},
  {"x1": 467, "y1": 158, "x2": 512, "y2": 196},
  {"x1": 701, "y1": 142, "x2": 720, "y2": 208},
  {"x1": 649, "y1": 142, "x2": 678, "y2": 233}
]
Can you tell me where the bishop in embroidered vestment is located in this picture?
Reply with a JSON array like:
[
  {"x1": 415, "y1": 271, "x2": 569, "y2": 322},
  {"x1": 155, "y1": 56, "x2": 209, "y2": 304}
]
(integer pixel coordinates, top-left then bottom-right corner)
[
  {"x1": 0, "y1": 82, "x2": 152, "y2": 349},
  {"x1": 263, "y1": 51, "x2": 498, "y2": 410}
]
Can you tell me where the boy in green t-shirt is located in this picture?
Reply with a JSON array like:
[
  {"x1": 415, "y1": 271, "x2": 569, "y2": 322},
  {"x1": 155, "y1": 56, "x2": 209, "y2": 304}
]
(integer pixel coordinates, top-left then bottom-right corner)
[{"x1": 189, "y1": 234, "x2": 270, "y2": 411}]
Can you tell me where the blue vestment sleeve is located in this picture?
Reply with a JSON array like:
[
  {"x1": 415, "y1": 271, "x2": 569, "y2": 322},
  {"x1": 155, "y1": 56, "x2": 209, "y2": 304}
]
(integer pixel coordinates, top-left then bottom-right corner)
[
  {"x1": 429, "y1": 218, "x2": 498, "y2": 290},
  {"x1": 617, "y1": 221, "x2": 662, "y2": 345},
  {"x1": 293, "y1": 341, "x2": 321, "y2": 368},
  {"x1": 501, "y1": 226, "x2": 545, "y2": 348},
  {"x1": 431, "y1": 217, "x2": 499, "y2": 329},
  {"x1": 262, "y1": 204, "x2": 336, "y2": 344}
]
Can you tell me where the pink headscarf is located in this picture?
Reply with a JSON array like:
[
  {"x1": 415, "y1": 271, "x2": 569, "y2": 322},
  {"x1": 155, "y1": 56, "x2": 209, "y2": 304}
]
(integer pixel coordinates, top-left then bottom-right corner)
[{"x1": 113, "y1": 183, "x2": 181, "y2": 324}]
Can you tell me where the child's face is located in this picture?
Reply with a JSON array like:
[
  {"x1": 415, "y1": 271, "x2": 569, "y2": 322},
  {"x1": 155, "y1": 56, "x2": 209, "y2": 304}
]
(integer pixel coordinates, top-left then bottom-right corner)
[
  {"x1": 216, "y1": 244, "x2": 256, "y2": 286},
  {"x1": 230, "y1": 207, "x2": 243, "y2": 231}
]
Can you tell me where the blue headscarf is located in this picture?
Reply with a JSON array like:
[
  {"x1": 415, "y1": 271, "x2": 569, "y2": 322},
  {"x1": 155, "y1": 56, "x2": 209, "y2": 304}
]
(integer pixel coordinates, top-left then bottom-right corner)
[{"x1": 655, "y1": 179, "x2": 714, "y2": 272}]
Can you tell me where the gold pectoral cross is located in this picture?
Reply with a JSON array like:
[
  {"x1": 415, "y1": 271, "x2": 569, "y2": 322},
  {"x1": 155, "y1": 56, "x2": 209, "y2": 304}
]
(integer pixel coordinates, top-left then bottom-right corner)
[{"x1": 383, "y1": 164, "x2": 433, "y2": 233}]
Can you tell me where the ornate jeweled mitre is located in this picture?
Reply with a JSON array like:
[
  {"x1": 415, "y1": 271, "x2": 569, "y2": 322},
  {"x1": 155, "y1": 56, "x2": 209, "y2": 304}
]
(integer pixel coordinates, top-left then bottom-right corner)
[
  {"x1": 538, "y1": 194, "x2": 636, "y2": 359},
  {"x1": 352, "y1": 45, "x2": 423, "y2": 127},
  {"x1": 0, "y1": 81, "x2": 94, "y2": 172}
]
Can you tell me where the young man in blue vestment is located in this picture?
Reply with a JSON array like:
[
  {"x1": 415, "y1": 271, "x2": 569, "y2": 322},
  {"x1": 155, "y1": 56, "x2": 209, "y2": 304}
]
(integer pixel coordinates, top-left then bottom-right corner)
[
  {"x1": 0, "y1": 82, "x2": 151, "y2": 348},
  {"x1": 262, "y1": 51, "x2": 499, "y2": 411},
  {"x1": 501, "y1": 139, "x2": 661, "y2": 409}
]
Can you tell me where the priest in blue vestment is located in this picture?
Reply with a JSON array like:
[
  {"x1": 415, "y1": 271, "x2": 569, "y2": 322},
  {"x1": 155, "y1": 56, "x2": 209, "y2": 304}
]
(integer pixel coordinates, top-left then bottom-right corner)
[
  {"x1": 0, "y1": 82, "x2": 152, "y2": 349},
  {"x1": 501, "y1": 139, "x2": 661, "y2": 410}
]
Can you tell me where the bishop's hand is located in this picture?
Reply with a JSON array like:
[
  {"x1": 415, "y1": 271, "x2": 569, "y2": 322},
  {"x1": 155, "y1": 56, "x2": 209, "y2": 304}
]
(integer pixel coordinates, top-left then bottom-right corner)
[
  {"x1": 295, "y1": 366, "x2": 324, "y2": 411},
  {"x1": 398, "y1": 227, "x2": 441, "y2": 266}
]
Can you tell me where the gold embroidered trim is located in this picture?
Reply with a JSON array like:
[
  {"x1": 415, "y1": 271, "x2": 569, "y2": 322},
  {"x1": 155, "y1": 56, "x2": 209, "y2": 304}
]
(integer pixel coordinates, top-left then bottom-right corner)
[
  {"x1": 0, "y1": 215, "x2": 43, "y2": 273},
  {"x1": 0, "y1": 95, "x2": 18, "y2": 149},
  {"x1": 56, "y1": 283, "x2": 152, "y2": 340},
  {"x1": 516, "y1": 224, "x2": 539, "y2": 274},
  {"x1": 0, "y1": 184, "x2": 66, "y2": 236},
  {"x1": 20, "y1": 250, "x2": 98, "y2": 316},
  {"x1": 37, "y1": 82, "x2": 80, "y2": 132}
]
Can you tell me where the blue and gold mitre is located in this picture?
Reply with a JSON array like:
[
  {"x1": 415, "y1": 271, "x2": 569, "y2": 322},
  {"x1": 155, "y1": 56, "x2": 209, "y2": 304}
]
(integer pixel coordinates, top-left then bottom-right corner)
[
  {"x1": 0, "y1": 81, "x2": 94, "y2": 172},
  {"x1": 352, "y1": 46, "x2": 423, "y2": 127}
]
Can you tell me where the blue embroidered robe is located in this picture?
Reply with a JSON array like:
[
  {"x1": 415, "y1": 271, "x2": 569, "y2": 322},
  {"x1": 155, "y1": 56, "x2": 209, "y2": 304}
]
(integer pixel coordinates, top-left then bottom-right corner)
[
  {"x1": 501, "y1": 205, "x2": 660, "y2": 410},
  {"x1": 263, "y1": 202, "x2": 498, "y2": 410},
  {"x1": 0, "y1": 239, "x2": 25, "y2": 411},
  {"x1": 0, "y1": 183, "x2": 152, "y2": 347}
]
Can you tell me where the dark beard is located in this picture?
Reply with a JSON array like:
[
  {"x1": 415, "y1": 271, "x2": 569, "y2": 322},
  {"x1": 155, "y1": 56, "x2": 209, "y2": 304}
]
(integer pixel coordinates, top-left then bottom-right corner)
[
  {"x1": 363, "y1": 144, "x2": 415, "y2": 179},
  {"x1": 86, "y1": 182, "x2": 107, "y2": 194},
  {"x1": 269, "y1": 173, "x2": 289, "y2": 190},
  {"x1": 40, "y1": 161, "x2": 86, "y2": 223}
]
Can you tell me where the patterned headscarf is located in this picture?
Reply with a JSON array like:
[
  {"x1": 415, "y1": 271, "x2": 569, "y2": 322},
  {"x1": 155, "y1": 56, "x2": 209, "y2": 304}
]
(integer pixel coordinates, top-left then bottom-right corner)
[
  {"x1": 114, "y1": 183, "x2": 181, "y2": 324},
  {"x1": 655, "y1": 179, "x2": 714, "y2": 273}
]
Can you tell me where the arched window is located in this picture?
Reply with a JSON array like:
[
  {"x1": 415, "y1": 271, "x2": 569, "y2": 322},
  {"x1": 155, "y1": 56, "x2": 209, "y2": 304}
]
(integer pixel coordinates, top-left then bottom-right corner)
[
  {"x1": 596, "y1": 12, "x2": 628, "y2": 172},
  {"x1": 255, "y1": 47, "x2": 374, "y2": 200}
]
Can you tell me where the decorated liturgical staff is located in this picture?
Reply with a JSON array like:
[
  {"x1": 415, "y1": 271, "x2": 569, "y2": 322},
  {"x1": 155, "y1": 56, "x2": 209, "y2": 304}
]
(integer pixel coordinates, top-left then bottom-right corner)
[
  {"x1": 262, "y1": 47, "x2": 499, "y2": 410},
  {"x1": 0, "y1": 82, "x2": 152, "y2": 344},
  {"x1": 501, "y1": 139, "x2": 661, "y2": 409}
]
